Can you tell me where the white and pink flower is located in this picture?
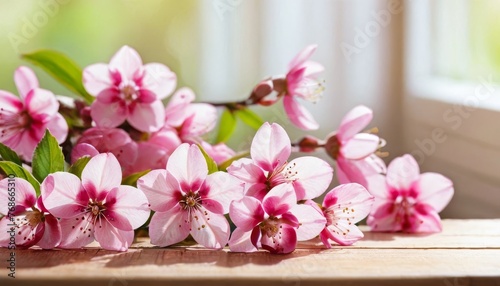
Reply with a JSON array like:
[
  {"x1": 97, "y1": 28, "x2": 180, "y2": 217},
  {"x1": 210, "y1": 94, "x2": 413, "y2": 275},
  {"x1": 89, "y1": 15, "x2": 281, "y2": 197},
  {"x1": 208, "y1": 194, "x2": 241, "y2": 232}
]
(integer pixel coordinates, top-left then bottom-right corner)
[
  {"x1": 137, "y1": 143, "x2": 244, "y2": 249},
  {"x1": 0, "y1": 177, "x2": 61, "y2": 249},
  {"x1": 41, "y1": 153, "x2": 150, "y2": 251},
  {"x1": 367, "y1": 154, "x2": 454, "y2": 233},
  {"x1": 228, "y1": 184, "x2": 325, "y2": 254},
  {"x1": 282, "y1": 45, "x2": 325, "y2": 130},
  {"x1": 0, "y1": 66, "x2": 68, "y2": 161},
  {"x1": 324, "y1": 105, "x2": 383, "y2": 187},
  {"x1": 83, "y1": 46, "x2": 176, "y2": 132},
  {"x1": 228, "y1": 122, "x2": 332, "y2": 201},
  {"x1": 306, "y1": 183, "x2": 374, "y2": 247}
]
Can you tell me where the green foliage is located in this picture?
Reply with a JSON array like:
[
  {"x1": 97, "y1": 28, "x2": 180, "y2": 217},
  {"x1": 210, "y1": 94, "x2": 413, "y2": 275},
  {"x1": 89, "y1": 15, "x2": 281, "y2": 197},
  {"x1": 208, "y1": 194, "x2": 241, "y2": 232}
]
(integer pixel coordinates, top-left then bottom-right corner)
[
  {"x1": 197, "y1": 144, "x2": 218, "y2": 174},
  {"x1": 216, "y1": 108, "x2": 237, "y2": 143},
  {"x1": 122, "y1": 169, "x2": 151, "y2": 187},
  {"x1": 32, "y1": 131, "x2": 65, "y2": 182},
  {"x1": 68, "y1": 156, "x2": 91, "y2": 178},
  {"x1": 234, "y1": 108, "x2": 264, "y2": 130},
  {"x1": 22, "y1": 49, "x2": 94, "y2": 103},
  {"x1": 0, "y1": 143, "x2": 22, "y2": 165},
  {"x1": 0, "y1": 162, "x2": 40, "y2": 196}
]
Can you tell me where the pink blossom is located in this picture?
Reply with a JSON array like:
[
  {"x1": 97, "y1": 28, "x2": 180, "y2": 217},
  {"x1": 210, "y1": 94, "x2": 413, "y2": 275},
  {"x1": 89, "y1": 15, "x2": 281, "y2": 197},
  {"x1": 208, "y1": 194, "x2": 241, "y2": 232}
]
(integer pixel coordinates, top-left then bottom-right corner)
[
  {"x1": 200, "y1": 141, "x2": 235, "y2": 165},
  {"x1": 324, "y1": 105, "x2": 382, "y2": 186},
  {"x1": 282, "y1": 45, "x2": 325, "y2": 130},
  {"x1": 306, "y1": 183, "x2": 374, "y2": 247},
  {"x1": 228, "y1": 122, "x2": 333, "y2": 201},
  {"x1": 71, "y1": 127, "x2": 138, "y2": 176},
  {"x1": 228, "y1": 184, "x2": 325, "y2": 254},
  {"x1": 41, "y1": 153, "x2": 150, "y2": 251},
  {"x1": 0, "y1": 66, "x2": 68, "y2": 161},
  {"x1": 83, "y1": 46, "x2": 176, "y2": 132},
  {"x1": 367, "y1": 154, "x2": 454, "y2": 233},
  {"x1": 137, "y1": 143, "x2": 244, "y2": 249},
  {"x1": 0, "y1": 177, "x2": 61, "y2": 249}
]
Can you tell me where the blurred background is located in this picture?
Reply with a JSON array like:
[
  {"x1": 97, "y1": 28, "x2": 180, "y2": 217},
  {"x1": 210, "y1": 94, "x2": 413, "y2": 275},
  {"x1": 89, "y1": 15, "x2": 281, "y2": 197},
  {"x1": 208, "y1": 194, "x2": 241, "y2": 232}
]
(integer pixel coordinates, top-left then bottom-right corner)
[{"x1": 0, "y1": 0, "x2": 499, "y2": 218}]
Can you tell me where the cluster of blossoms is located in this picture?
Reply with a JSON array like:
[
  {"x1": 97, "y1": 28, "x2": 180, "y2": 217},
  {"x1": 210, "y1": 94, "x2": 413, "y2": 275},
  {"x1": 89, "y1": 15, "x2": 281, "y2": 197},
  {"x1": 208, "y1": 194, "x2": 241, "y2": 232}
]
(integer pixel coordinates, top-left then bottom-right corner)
[{"x1": 0, "y1": 45, "x2": 454, "y2": 253}]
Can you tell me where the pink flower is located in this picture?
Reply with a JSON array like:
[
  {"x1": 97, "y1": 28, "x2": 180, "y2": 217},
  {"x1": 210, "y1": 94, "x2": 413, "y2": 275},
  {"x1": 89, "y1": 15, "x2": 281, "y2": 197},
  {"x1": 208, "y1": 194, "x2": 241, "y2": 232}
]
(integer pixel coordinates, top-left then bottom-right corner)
[
  {"x1": 0, "y1": 177, "x2": 61, "y2": 249},
  {"x1": 83, "y1": 46, "x2": 176, "y2": 132},
  {"x1": 200, "y1": 141, "x2": 235, "y2": 165},
  {"x1": 71, "y1": 127, "x2": 138, "y2": 176},
  {"x1": 324, "y1": 105, "x2": 382, "y2": 186},
  {"x1": 228, "y1": 122, "x2": 333, "y2": 201},
  {"x1": 41, "y1": 153, "x2": 150, "y2": 251},
  {"x1": 283, "y1": 45, "x2": 325, "y2": 130},
  {"x1": 306, "y1": 183, "x2": 374, "y2": 247},
  {"x1": 137, "y1": 143, "x2": 244, "y2": 249},
  {"x1": 367, "y1": 154, "x2": 454, "y2": 233},
  {"x1": 0, "y1": 66, "x2": 68, "y2": 161},
  {"x1": 228, "y1": 184, "x2": 326, "y2": 254}
]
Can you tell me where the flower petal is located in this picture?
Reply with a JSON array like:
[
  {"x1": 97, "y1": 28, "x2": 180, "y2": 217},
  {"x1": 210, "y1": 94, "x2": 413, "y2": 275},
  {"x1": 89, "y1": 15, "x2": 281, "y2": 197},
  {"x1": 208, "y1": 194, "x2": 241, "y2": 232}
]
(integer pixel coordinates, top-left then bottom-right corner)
[
  {"x1": 142, "y1": 63, "x2": 177, "y2": 99},
  {"x1": 324, "y1": 183, "x2": 374, "y2": 223},
  {"x1": 25, "y1": 88, "x2": 59, "y2": 122},
  {"x1": 94, "y1": 218, "x2": 134, "y2": 251},
  {"x1": 15, "y1": 66, "x2": 39, "y2": 100},
  {"x1": 105, "y1": 185, "x2": 150, "y2": 230},
  {"x1": 386, "y1": 154, "x2": 420, "y2": 191},
  {"x1": 283, "y1": 95, "x2": 319, "y2": 130},
  {"x1": 41, "y1": 172, "x2": 87, "y2": 218},
  {"x1": 324, "y1": 222, "x2": 365, "y2": 246},
  {"x1": 164, "y1": 87, "x2": 195, "y2": 127},
  {"x1": 287, "y1": 156, "x2": 333, "y2": 200},
  {"x1": 190, "y1": 209, "x2": 230, "y2": 249},
  {"x1": 180, "y1": 103, "x2": 218, "y2": 138},
  {"x1": 36, "y1": 214, "x2": 61, "y2": 249},
  {"x1": 367, "y1": 202, "x2": 401, "y2": 232},
  {"x1": 166, "y1": 144, "x2": 207, "y2": 192},
  {"x1": 202, "y1": 172, "x2": 244, "y2": 214},
  {"x1": 410, "y1": 204, "x2": 443, "y2": 233},
  {"x1": 45, "y1": 113, "x2": 68, "y2": 144},
  {"x1": 128, "y1": 100, "x2": 165, "y2": 133},
  {"x1": 337, "y1": 105, "x2": 373, "y2": 142},
  {"x1": 149, "y1": 207, "x2": 190, "y2": 247},
  {"x1": 340, "y1": 133, "x2": 380, "y2": 160},
  {"x1": 0, "y1": 177, "x2": 36, "y2": 215},
  {"x1": 83, "y1": 63, "x2": 113, "y2": 96},
  {"x1": 288, "y1": 45, "x2": 317, "y2": 71},
  {"x1": 57, "y1": 215, "x2": 95, "y2": 249},
  {"x1": 81, "y1": 153, "x2": 122, "y2": 200},
  {"x1": 71, "y1": 143, "x2": 99, "y2": 163},
  {"x1": 0, "y1": 90, "x2": 23, "y2": 113},
  {"x1": 414, "y1": 173, "x2": 454, "y2": 213},
  {"x1": 229, "y1": 196, "x2": 265, "y2": 232},
  {"x1": 261, "y1": 224, "x2": 297, "y2": 254},
  {"x1": 291, "y1": 203, "x2": 326, "y2": 241},
  {"x1": 109, "y1": 46, "x2": 143, "y2": 80},
  {"x1": 250, "y1": 122, "x2": 291, "y2": 172},
  {"x1": 137, "y1": 170, "x2": 182, "y2": 212},
  {"x1": 263, "y1": 184, "x2": 296, "y2": 216},
  {"x1": 228, "y1": 227, "x2": 258, "y2": 253},
  {"x1": 91, "y1": 99, "x2": 127, "y2": 128}
]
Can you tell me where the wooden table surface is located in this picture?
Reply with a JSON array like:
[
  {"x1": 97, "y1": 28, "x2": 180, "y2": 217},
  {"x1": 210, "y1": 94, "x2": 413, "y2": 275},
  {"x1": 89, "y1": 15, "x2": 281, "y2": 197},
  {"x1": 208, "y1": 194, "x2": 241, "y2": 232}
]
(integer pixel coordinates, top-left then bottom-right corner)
[{"x1": 1, "y1": 219, "x2": 499, "y2": 286}]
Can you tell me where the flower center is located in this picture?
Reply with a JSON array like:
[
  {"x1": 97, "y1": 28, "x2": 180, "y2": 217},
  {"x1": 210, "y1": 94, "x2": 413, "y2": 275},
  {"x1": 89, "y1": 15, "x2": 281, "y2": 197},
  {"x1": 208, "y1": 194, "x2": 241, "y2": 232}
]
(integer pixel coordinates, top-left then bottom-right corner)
[
  {"x1": 266, "y1": 162, "x2": 298, "y2": 191},
  {"x1": 87, "y1": 199, "x2": 106, "y2": 219},
  {"x1": 394, "y1": 195, "x2": 416, "y2": 225},
  {"x1": 260, "y1": 216, "x2": 281, "y2": 238},
  {"x1": 180, "y1": 192, "x2": 202, "y2": 211},
  {"x1": 119, "y1": 81, "x2": 139, "y2": 102},
  {"x1": 297, "y1": 78, "x2": 325, "y2": 103},
  {"x1": 15, "y1": 209, "x2": 44, "y2": 228}
]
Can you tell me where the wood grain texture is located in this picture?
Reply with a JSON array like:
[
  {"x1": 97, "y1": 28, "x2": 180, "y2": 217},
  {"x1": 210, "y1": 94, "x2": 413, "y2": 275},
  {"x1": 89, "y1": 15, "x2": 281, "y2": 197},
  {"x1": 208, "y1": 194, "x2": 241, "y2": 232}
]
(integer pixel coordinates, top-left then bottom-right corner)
[{"x1": 1, "y1": 219, "x2": 499, "y2": 286}]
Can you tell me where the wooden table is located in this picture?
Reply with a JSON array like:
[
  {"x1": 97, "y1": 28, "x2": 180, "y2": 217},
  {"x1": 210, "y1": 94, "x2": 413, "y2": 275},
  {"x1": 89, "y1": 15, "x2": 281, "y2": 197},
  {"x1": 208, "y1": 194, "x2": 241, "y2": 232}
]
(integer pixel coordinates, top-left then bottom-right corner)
[{"x1": 1, "y1": 219, "x2": 499, "y2": 286}]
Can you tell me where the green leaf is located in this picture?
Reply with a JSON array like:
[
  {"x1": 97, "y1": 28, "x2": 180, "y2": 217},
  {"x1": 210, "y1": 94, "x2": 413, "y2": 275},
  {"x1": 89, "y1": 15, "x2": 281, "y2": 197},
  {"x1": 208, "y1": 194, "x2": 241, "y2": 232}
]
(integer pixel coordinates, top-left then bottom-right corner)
[
  {"x1": 32, "y1": 130, "x2": 65, "y2": 182},
  {"x1": 122, "y1": 169, "x2": 151, "y2": 187},
  {"x1": 0, "y1": 143, "x2": 22, "y2": 165},
  {"x1": 197, "y1": 144, "x2": 218, "y2": 174},
  {"x1": 218, "y1": 151, "x2": 250, "y2": 171},
  {"x1": 216, "y1": 108, "x2": 237, "y2": 143},
  {"x1": 22, "y1": 49, "x2": 94, "y2": 104},
  {"x1": 68, "y1": 156, "x2": 91, "y2": 178},
  {"x1": 235, "y1": 108, "x2": 264, "y2": 130},
  {"x1": 0, "y1": 162, "x2": 40, "y2": 196}
]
